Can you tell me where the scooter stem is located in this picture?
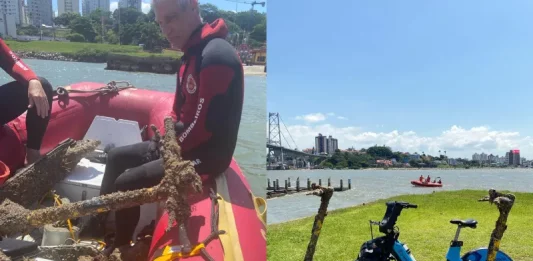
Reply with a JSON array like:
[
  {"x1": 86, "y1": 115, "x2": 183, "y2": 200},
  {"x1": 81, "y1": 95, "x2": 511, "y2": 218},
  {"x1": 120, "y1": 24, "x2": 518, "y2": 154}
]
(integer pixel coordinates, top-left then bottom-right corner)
[{"x1": 484, "y1": 189, "x2": 515, "y2": 261}]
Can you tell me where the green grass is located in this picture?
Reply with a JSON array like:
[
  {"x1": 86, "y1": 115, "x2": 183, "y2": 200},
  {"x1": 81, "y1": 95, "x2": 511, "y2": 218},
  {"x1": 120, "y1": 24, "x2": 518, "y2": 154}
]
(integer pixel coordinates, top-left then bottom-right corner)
[
  {"x1": 4, "y1": 40, "x2": 182, "y2": 59},
  {"x1": 267, "y1": 190, "x2": 533, "y2": 261}
]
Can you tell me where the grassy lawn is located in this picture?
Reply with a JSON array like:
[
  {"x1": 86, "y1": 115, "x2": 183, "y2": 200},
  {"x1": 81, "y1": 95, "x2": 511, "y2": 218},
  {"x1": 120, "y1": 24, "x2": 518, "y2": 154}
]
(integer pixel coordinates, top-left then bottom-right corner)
[
  {"x1": 267, "y1": 190, "x2": 533, "y2": 261},
  {"x1": 4, "y1": 40, "x2": 182, "y2": 59}
]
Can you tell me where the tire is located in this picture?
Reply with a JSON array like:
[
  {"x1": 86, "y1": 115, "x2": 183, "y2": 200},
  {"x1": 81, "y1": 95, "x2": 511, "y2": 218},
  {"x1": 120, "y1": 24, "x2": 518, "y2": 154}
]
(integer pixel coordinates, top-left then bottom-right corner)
[{"x1": 461, "y1": 247, "x2": 513, "y2": 261}]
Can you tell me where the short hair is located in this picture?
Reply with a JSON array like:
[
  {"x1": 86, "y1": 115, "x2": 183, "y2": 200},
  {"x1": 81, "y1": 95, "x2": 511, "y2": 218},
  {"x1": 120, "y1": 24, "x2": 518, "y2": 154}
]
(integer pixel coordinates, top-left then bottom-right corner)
[{"x1": 152, "y1": 0, "x2": 202, "y2": 20}]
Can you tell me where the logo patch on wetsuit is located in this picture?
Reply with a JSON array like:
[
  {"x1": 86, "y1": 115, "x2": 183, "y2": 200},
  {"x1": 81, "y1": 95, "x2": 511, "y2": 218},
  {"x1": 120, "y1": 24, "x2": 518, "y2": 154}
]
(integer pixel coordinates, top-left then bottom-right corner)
[{"x1": 186, "y1": 74, "x2": 197, "y2": 94}]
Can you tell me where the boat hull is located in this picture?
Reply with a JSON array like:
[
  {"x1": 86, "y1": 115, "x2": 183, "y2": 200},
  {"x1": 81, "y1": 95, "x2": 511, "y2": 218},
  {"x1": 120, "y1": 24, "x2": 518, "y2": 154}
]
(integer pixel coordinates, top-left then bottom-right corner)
[
  {"x1": 411, "y1": 180, "x2": 443, "y2": 187},
  {"x1": 0, "y1": 82, "x2": 266, "y2": 261}
]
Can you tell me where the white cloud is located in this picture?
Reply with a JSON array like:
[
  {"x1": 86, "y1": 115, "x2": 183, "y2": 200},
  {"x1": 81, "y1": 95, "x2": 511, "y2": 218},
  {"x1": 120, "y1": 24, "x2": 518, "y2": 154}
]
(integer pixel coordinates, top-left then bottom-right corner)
[
  {"x1": 295, "y1": 113, "x2": 326, "y2": 123},
  {"x1": 110, "y1": 1, "x2": 118, "y2": 12},
  {"x1": 295, "y1": 112, "x2": 347, "y2": 123},
  {"x1": 142, "y1": 2, "x2": 151, "y2": 14},
  {"x1": 279, "y1": 124, "x2": 533, "y2": 158}
]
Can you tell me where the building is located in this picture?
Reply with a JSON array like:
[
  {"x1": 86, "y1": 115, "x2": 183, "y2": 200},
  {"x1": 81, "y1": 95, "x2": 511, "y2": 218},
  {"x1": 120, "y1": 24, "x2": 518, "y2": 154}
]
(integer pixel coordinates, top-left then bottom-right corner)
[
  {"x1": 0, "y1": 13, "x2": 17, "y2": 38},
  {"x1": 508, "y1": 149, "x2": 520, "y2": 166},
  {"x1": 314, "y1": 134, "x2": 326, "y2": 155},
  {"x1": 472, "y1": 153, "x2": 480, "y2": 161},
  {"x1": 58, "y1": 0, "x2": 80, "y2": 16},
  {"x1": 118, "y1": 0, "x2": 141, "y2": 12},
  {"x1": 314, "y1": 134, "x2": 339, "y2": 155},
  {"x1": 479, "y1": 152, "x2": 487, "y2": 162},
  {"x1": 409, "y1": 153, "x2": 421, "y2": 161},
  {"x1": 82, "y1": 0, "x2": 109, "y2": 16},
  {"x1": 1, "y1": 0, "x2": 21, "y2": 24},
  {"x1": 250, "y1": 47, "x2": 266, "y2": 65},
  {"x1": 326, "y1": 135, "x2": 338, "y2": 154},
  {"x1": 27, "y1": 0, "x2": 53, "y2": 26},
  {"x1": 0, "y1": 0, "x2": 19, "y2": 38}
]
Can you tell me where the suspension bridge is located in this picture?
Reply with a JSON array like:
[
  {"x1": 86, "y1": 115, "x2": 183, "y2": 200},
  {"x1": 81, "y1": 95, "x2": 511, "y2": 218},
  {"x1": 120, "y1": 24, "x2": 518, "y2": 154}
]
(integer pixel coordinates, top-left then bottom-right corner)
[{"x1": 267, "y1": 112, "x2": 327, "y2": 170}]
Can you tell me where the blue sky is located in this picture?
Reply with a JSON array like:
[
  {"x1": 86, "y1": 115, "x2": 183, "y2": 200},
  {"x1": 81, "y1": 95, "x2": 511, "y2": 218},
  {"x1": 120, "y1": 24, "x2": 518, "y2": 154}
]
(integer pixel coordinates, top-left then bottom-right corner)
[
  {"x1": 267, "y1": 0, "x2": 533, "y2": 158},
  {"x1": 51, "y1": 0, "x2": 266, "y2": 15}
]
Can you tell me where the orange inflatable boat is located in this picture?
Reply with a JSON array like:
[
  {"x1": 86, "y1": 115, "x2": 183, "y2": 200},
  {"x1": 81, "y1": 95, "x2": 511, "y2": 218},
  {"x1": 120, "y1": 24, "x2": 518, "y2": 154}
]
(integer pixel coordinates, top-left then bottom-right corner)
[{"x1": 0, "y1": 81, "x2": 266, "y2": 261}]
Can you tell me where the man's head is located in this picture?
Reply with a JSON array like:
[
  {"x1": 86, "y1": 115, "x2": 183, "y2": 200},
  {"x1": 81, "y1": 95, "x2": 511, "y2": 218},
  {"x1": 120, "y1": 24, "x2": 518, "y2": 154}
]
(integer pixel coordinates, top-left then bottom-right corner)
[{"x1": 153, "y1": 0, "x2": 203, "y2": 50}]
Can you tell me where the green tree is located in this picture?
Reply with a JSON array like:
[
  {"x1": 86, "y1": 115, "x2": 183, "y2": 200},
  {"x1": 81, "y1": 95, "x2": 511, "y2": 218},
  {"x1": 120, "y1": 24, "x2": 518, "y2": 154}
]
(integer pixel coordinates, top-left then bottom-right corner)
[
  {"x1": 54, "y1": 12, "x2": 81, "y2": 27},
  {"x1": 250, "y1": 21, "x2": 266, "y2": 42},
  {"x1": 66, "y1": 33, "x2": 85, "y2": 42},
  {"x1": 69, "y1": 16, "x2": 97, "y2": 42},
  {"x1": 366, "y1": 145, "x2": 393, "y2": 159},
  {"x1": 139, "y1": 22, "x2": 164, "y2": 52},
  {"x1": 409, "y1": 160, "x2": 420, "y2": 168}
]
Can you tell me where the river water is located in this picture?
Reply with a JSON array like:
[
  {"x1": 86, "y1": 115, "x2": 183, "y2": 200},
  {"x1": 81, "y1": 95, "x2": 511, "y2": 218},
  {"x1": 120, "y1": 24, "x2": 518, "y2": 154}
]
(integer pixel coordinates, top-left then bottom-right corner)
[
  {"x1": 0, "y1": 59, "x2": 266, "y2": 196},
  {"x1": 267, "y1": 168, "x2": 533, "y2": 224}
]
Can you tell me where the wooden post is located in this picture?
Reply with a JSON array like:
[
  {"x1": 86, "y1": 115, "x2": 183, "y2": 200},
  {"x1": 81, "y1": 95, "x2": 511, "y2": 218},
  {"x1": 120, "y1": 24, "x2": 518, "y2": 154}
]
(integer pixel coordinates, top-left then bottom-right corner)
[
  {"x1": 307, "y1": 178, "x2": 311, "y2": 190},
  {"x1": 288, "y1": 177, "x2": 291, "y2": 187},
  {"x1": 340, "y1": 179, "x2": 343, "y2": 191},
  {"x1": 296, "y1": 178, "x2": 300, "y2": 192},
  {"x1": 284, "y1": 179, "x2": 288, "y2": 190},
  {"x1": 479, "y1": 189, "x2": 516, "y2": 261},
  {"x1": 304, "y1": 185, "x2": 334, "y2": 261},
  {"x1": 275, "y1": 179, "x2": 279, "y2": 190},
  {"x1": 328, "y1": 177, "x2": 331, "y2": 187},
  {"x1": 348, "y1": 179, "x2": 351, "y2": 190},
  {"x1": 267, "y1": 178, "x2": 271, "y2": 189},
  {"x1": 319, "y1": 179, "x2": 322, "y2": 186}
]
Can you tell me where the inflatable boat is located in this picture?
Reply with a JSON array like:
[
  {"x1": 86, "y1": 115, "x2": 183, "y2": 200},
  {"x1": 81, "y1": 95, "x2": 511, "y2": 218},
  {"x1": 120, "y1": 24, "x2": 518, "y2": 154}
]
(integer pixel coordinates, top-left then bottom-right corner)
[
  {"x1": 410, "y1": 180, "x2": 443, "y2": 187},
  {"x1": 0, "y1": 81, "x2": 266, "y2": 261}
]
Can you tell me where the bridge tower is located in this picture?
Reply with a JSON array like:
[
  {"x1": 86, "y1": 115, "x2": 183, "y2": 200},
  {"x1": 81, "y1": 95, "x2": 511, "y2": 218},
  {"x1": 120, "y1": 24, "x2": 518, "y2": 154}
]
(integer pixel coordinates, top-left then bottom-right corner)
[{"x1": 268, "y1": 112, "x2": 285, "y2": 169}]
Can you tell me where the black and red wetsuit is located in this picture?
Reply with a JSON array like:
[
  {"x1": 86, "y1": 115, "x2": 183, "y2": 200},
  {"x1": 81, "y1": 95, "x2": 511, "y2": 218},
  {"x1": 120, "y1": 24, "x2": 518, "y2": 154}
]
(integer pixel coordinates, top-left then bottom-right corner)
[
  {"x1": 170, "y1": 18, "x2": 244, "y2": 176},
  {"x1": 97, "y1": 19, "x2": 244, "y2": 248},
  {"x1": 0, "y1": 39, "x2": 39, "y2": 84},
  {"x1": 0, "y1": 38, "x2": 53, "y2": 168}
]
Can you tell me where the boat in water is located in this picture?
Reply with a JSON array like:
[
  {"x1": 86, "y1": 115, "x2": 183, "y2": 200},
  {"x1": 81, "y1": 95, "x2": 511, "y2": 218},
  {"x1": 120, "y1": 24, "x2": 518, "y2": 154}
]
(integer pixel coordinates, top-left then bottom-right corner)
[
  {"x1": 0, "y1": 81, "x2": 267, "y2": 261},
  {"x1": 410, "y1": 178, "x2": 443, "y2": 188}
]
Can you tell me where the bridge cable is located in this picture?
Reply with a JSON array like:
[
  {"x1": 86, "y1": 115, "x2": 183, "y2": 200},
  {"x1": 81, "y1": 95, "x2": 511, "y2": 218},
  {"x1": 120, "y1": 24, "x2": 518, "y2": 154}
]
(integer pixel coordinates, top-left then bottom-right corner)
[
  {"x1": 279, "y1": 116, "x2": 298, "y2": 150},
  {"x1": 279, "y1": 131, "x2": 292, "y2": 150}
]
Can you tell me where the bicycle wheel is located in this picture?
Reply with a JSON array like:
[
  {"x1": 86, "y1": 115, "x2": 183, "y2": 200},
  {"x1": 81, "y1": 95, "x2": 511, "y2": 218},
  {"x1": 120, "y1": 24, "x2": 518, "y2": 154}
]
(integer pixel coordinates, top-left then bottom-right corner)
[{"x1": 461, "y1": 247, "x2": 513, "y2": 261}]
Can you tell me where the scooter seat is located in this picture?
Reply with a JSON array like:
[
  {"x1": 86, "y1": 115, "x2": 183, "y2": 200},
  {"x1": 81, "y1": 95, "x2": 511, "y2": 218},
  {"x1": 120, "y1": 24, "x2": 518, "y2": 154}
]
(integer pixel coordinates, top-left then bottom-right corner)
[{"x1": 0, "y1": 237, "x2": 39, "y2": 258}]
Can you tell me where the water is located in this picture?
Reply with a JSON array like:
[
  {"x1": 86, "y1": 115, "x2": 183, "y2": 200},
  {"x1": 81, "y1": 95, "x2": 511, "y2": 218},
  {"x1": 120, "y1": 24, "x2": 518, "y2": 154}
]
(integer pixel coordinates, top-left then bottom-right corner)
[
  {"x1": 0, "y1": 59, "x2": 266, "y2": 196},
  {"x1": 267, "y1": 168, "x2": 533, "y2": 224}
]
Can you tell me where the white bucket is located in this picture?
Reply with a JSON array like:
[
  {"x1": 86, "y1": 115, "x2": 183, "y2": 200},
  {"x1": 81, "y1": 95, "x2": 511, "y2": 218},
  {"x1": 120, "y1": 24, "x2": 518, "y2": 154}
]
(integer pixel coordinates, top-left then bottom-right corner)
[{"x1": 41, "y1": 224, "x2": 80, "y2": 247}]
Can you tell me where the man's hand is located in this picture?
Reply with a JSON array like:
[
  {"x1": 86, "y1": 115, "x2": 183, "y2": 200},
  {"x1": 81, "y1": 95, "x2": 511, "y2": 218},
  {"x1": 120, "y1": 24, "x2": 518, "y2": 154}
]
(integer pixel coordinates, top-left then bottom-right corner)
[{"x1": 27, "y1": 79, "x2": 49, "y2": 118}]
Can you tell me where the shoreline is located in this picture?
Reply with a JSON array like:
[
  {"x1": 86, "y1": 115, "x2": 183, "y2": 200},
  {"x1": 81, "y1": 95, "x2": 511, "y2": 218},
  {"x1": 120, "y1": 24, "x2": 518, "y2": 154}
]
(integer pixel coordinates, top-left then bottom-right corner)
[
  {"x1": 15, "y1": 51, "x2": 266, "y2": 76},
  {"x1": 270, "y1": 167, "x2": 526, "y2": 171}
]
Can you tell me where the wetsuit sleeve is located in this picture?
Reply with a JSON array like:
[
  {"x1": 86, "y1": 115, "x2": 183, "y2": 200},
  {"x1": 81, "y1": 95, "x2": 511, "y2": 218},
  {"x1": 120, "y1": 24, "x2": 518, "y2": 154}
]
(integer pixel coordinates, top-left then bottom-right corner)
[
  {"x1": 178, "y1": 40, "x2": 243, "y2": 176},
  {"x1": 0, "y1": 39, "x2": 38, "y2": 86}
]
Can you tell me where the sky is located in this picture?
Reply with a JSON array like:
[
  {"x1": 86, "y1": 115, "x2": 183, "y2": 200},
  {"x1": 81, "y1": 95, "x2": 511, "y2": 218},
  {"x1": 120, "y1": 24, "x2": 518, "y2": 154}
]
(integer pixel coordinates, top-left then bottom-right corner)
[
  {"x1": 267, "y1": 1, "x2": 533, "y2": 159},
  {"x1": 52, "y1": 0, "x2": 266, "y2": 16}
]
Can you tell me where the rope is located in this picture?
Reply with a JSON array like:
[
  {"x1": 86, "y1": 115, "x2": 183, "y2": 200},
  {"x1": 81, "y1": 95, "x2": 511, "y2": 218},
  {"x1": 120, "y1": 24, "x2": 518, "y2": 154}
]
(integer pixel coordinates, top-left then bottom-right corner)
[
  {"x1": 49, "y1": 192, "x2": 106, "y2": 251},
  {"x1": 52, "y1": 193, "x2": 78, "y2": 243},
  {"x1": 54, "y1": 81, "x2": 135, "y2": 98},
  {"x1": 153, "y1": 188, "x2": 225, "y2": 261}
]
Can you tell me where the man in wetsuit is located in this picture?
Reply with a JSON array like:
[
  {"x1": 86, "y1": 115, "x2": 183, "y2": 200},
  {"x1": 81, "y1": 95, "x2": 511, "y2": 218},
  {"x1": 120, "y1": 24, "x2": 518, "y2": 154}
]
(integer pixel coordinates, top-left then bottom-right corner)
[
  {"x1": 0, "y1": 38, "x2": 54, "y2": 167},
  {"x1": 97, "y1": 0, "x2": 244, "y2": 257}
]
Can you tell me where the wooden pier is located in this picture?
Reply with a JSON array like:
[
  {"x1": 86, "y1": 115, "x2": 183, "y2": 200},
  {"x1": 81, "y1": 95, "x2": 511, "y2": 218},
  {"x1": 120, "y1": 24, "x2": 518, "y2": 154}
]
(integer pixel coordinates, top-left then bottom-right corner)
[{"x1": 266, "y1": 177, "x2": 351, "y2": 199}]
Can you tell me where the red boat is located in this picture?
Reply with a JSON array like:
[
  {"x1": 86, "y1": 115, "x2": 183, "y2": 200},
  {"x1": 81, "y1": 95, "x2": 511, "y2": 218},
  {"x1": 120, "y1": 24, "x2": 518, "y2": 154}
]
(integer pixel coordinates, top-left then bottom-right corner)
[
  {"x1": 411, "y1": 180, "x2": 443, "y2": 187},
  {"x1": 0, "y1": 82, "x2": 266, "y2": 261}
]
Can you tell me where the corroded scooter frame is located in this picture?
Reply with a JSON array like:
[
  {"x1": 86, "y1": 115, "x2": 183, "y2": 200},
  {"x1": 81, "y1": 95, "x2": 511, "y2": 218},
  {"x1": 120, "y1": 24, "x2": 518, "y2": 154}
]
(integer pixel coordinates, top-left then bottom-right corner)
[{"x1": 355, "y1": 189, "x2": 515, "y2": 261}]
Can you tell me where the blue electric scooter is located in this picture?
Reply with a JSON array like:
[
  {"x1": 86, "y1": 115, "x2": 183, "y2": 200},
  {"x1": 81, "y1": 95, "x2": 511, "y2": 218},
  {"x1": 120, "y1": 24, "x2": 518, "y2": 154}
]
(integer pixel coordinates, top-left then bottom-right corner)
[{"x1": 355, "y1": 191, "x2": 514, "y2": 261}]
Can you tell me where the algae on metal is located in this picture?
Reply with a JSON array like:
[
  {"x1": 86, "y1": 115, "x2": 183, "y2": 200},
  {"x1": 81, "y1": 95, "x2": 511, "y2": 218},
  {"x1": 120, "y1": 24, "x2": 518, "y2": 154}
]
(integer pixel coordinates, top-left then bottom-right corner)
[
  {"x1": 479, "y1": 189, "x2": 515, "y2": 261},
  {"x1": 0, "y1": 139, "x2": 100, "y2": 208},
  {"x1": 304, "y1": 184, "x2": 334, "y2": 261},
  {"x1": 0, "y1": 117, "x2": 202, "y2": 251}
]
